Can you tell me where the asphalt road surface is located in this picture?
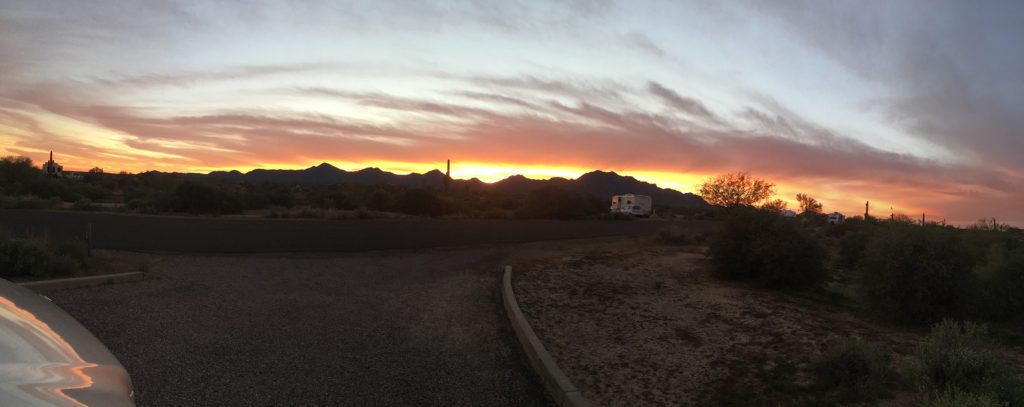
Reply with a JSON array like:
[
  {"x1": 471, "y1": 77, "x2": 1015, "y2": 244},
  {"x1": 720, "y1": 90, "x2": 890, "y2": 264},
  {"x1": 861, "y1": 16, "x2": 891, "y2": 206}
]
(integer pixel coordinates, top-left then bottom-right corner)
[
  {"x1": 0, "y1": 210, "x2": 716, "y2": 253},
  {"x1": 46, "y1": 247, "x2": 552, "y2": 406}
]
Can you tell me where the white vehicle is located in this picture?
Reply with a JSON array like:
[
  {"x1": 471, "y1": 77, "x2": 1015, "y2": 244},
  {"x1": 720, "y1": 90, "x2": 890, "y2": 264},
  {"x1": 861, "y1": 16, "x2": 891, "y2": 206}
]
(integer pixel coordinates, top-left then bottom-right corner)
[
  {"x1": 0, "y1": 278, "x2": 135, "y2": 406},
  {"x1": 610, "y1": 194, "x2": 652, "y2": 217},
  {"x1": 828, "y1": 212, "x2": 846, "y2": 224}
]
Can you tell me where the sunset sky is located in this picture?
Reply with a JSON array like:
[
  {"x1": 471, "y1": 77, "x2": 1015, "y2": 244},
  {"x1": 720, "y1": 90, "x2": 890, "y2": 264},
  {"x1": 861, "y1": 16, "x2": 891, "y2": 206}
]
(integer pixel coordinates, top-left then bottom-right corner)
[{"x1": 1, "y1": 1, "x2": 1022, "y2": 225}]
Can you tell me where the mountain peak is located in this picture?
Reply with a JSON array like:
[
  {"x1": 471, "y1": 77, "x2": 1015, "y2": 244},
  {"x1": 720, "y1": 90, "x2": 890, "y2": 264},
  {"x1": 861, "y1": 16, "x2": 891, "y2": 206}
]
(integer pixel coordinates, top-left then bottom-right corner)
[{"x1": 311, "y1": 162, "x2": 338, "y2": 170}]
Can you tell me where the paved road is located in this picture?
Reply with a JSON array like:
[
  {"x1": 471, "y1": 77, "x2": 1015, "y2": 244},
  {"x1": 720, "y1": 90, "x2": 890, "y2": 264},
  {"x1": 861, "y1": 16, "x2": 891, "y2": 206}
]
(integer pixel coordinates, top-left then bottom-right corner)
[
  {"x1": 0, "y1": 210, "x2": 716, "y2": 253},
  {"x1": 46, "y1": 247, "x2": 552, "y2": 406}
]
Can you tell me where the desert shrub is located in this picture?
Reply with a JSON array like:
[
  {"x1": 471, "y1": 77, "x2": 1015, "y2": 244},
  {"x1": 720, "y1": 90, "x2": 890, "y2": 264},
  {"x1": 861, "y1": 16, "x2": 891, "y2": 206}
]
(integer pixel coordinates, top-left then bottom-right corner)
[
  {"x1": 517, "y1": 186, "x2": 604, "y2": 219},
  {"x1": 308, "y1": 187, "x2": 355, "y2": 210},
  {"x1": 973, "y1": 244, "x2": 1024, "y2": 321},
  {"x1": 0, "y1": 156, "x2": 41, "y2": 191},
  {"x1": 242, "y1": 188, "x2": 270, "y2": 210},
  {"x1": 908, "y1": 320, "x2": 1024, "y2": 405},
  {"x1": 658, "y1": 226, "x2": 705, "y2": 245},
  {"x1": 266, "y1": 187, "x2": 296, "y2": 208},
  {"x1": 0, "y1": 228, "x2": 88, "y2": 278},
  {"x1": 27, "y1": 177, "x2": 76, "y2": 201},
  {"x1": 812, "y1": 338, "x2": 892, "y2": 402},
  {"x1": 0, "y1": 195, "x2": 51, "y2": 209},
  {"x1": 599, "y1": 212, "x2": 635, "y2": 221},
  {"x1": 71, "y1": 198, "x2": 96, "y2": 211},
  {"x1": 365, "y1": 189, "x2": 392, "y2": 211},
  {"x1": 0, "y1": 238, "x2": 84, "y2": 278},
  {"x1": 0, "y1": 237, "x2": 51, "y2": 277},
  {"x1": 859, "y1": 226, "x2": 973, "y2": 323},
  {"x1": 922, "y1": 389, "x2": 1003, "y2": 407},
  {"x1": 481, "y1": 208, "x2": 511, "y2": 219},
  {"x1": 171, "y1": 180, "x2": 243, "y2": 215},
  {"x1": 52, "y1": 239, "x2": 89, "y2": 268},
  {"x1": 265, "y1": 210, "x2": 288, "y2": 219},
  {"x1": 295, "y1": 208, "x2": 323, "y2": 219},
  {"x1": 44, "y1": 255, "x2": 79, "y2": 276},
  {"x1": 708, "y1": 209, "x2": 827, "y2": 289},
  {"x1": 836, "y1": 230, "x2": 870, "y2": 270},
  {"x1": 125, "y1": 197, "x2": 163, "y2": 214},
  {"x1": 353, "y1": 207, "x2": 374, "y2": 219},
  {"x1": 395, "y1": 188, "x2": 444, "y2": 216}
]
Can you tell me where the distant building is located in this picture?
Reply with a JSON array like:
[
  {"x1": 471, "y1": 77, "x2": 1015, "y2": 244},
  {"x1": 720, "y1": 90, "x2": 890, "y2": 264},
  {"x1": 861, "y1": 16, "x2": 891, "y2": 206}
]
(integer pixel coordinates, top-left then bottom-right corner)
[
  {"x1": 41, "y1": 151, "x2": 64, "y2": 177},
  {"x1": 40, "y1": 151, "x2": 83, "y2": 180},
  {"x1": 827, "y1": 212, "x2": 846, "y2": 224},
  {"x1": 781, "y1": 210, "x2": 797, "y2": 218}
]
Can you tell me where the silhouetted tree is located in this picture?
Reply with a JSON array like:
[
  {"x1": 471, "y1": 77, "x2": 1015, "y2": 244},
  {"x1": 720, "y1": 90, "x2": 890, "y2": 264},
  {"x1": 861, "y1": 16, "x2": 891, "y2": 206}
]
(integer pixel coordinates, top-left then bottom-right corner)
[
  {"x1": 796, "y1": 193, "x2": 823, "y2": 214},
  {"x1": 0, "y1": 156, "x2": 41, "y2": 193},
  {"x1": 761, "y1": 198, "x2": 788, "y2": 213},
  {"x1": 698, "y1": 172, "x2": 775, "y2": 208}
]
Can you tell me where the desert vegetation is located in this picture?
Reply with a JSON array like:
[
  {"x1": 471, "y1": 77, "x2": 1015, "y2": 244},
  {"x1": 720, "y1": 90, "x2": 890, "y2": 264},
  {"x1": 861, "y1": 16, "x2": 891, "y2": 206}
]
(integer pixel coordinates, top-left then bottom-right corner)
[
  {"x1": 511, "y1": 172, "x2": 1023, "y2": 405},
  {"x1": 697, "y1": 173, "x2": 1024, "y2": 405},
  {"x1": 0, "y1": 228, "x2": 90, "y2": 279}
]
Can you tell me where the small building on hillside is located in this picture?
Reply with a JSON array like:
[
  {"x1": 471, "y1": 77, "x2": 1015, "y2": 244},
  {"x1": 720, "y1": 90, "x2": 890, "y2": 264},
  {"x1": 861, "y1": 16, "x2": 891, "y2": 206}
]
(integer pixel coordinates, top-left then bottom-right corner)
[
  {"x1": 827, "y1": 212, "x2": 846, "y2": 224},
  {"x1": 41, "y1": 151, "x2": 64, "y2": 177}
]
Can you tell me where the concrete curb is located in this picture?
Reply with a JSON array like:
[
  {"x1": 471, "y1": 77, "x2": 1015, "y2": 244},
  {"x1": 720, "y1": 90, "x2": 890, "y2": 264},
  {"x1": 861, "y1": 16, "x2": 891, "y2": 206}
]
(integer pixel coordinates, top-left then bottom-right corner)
[
  {"x1": 502, "y1": 266, "x2": 593, "y2": 407},
  {"x1": 19, "y1": 272, "x2": 145, "y2": 291}
]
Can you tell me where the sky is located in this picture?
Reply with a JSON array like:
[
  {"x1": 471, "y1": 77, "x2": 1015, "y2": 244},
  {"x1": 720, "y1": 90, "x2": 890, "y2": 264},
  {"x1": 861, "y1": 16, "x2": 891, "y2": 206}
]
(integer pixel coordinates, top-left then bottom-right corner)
[{"x1": 1, "y1": 0, "x2": 1022, "y2": 225}]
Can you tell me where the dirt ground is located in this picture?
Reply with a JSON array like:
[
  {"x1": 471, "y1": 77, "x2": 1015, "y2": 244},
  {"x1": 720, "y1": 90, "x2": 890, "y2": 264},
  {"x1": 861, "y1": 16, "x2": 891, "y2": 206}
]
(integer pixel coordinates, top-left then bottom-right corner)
[{"x1": 510, "y1": 238, "x2": 1024, "y2": 406}]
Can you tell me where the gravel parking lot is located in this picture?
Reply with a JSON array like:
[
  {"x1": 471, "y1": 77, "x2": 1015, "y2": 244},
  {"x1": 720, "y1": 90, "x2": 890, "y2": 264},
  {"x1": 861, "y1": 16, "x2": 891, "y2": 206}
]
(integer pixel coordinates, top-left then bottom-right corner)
[{"x1": 43, "y1": 247, "x2": 551, "y2": 406}]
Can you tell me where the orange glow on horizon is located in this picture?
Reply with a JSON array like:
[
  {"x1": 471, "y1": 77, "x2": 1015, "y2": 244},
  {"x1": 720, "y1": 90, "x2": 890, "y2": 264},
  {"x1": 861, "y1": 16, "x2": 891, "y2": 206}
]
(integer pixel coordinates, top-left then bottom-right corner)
[{"x1": 14, "y1": 149, "x2": 980, "y2": 225}]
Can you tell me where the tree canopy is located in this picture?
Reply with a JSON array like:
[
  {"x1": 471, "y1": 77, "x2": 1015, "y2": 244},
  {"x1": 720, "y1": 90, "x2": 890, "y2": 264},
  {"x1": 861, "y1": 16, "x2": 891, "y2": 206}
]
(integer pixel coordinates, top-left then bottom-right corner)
[
  {"x1": 698, "y1": 172, "x2": 775, "y2": 208},
  {"x1": 796, "y1": 193, "x2": 823, "y2": 214}
]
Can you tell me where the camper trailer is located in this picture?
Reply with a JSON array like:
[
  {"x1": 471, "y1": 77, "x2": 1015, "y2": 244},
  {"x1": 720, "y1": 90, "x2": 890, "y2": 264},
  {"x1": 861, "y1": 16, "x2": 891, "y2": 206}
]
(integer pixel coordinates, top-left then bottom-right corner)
[
  {"x1": 610, "y1": 194, "x2": 652, "y2": 217},
  {"x1": 828, "y1": 212, "x2": 846, "y2": 224}
]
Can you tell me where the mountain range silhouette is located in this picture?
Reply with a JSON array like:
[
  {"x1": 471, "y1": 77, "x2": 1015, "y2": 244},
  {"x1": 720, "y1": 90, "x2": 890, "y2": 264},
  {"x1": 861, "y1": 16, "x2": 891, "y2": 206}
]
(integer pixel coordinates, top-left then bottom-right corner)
[{"x1": 206, "y1": 163, "x2": 709, "y2": 208}]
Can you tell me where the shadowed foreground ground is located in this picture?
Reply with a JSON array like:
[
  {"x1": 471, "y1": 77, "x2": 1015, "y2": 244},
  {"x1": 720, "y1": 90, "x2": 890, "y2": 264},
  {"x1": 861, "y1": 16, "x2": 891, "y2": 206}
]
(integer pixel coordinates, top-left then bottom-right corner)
[{"x1": 44, "y1": 247, "x2": 551, "y2": 406}]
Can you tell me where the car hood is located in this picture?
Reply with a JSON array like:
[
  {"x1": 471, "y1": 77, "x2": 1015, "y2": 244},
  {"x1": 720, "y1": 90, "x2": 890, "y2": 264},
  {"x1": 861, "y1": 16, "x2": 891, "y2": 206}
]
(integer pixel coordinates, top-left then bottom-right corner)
[{"x1": 0, "y1": 279, "x2": 133, "y2": 407}]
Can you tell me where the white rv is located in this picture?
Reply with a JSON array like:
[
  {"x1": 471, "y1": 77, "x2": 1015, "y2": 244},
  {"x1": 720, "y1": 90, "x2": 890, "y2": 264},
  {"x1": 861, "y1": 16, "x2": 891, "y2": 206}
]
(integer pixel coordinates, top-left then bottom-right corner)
[
  {"x1": 828, "y1": 212, "x2": 846, "y2": 224},
  {"x1": 610, "y1": 194, "x2": 652, "y2": 217}
]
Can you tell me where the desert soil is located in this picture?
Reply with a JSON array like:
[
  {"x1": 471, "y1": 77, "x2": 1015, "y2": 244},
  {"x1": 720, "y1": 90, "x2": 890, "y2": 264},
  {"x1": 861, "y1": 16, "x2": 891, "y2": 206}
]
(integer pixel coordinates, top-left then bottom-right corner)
[{"x1": 510, "y1": 239, "x2": 1024, "y2": 406}]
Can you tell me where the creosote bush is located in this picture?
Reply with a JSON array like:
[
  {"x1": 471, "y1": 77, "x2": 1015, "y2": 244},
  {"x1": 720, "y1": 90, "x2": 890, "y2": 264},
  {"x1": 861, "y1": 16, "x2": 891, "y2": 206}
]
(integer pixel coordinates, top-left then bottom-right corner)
[
  {"x1": 859, "y1": 226, "x2": 973, "y2": 323},
  {"x1": 171, "y1": 180, "x2": 244, "y2": 215},
  {"x1": 973, "y1": 243, "x2": 1024, "y2": 321},
  {"x1": 657, "y1": 225, "x2": 704, "y2": 245},
  {"x1": 812, "y1": 338, "x2": 892, "y2": 403},
  {"x1": 0, "y1": 230, "x2": 87, "y2": 278},
  {"x1": 922, "y1": 389, "x2": 1004, "y2": 407},
  {"x1": 908, "y1": 320, "x2": 1024, "y2": 406},
  {"x1": 708, "y1": 209, "x2": 826, "y2": 289}
]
